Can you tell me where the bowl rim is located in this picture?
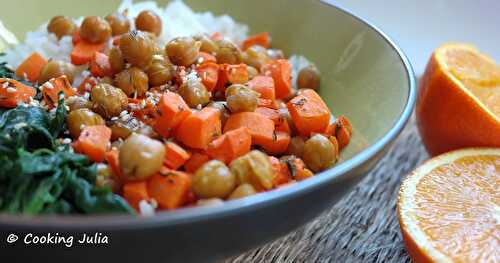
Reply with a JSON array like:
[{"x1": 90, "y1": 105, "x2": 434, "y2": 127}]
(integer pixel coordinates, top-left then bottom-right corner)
[{"x1": 0, "y1": 0, "x2": 416, "y2": 230}]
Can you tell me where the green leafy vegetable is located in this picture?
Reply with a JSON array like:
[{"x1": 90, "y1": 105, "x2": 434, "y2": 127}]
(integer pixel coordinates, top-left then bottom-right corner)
[{"x1": 0, "y1": 97, "x2": 133, "y2": 215}]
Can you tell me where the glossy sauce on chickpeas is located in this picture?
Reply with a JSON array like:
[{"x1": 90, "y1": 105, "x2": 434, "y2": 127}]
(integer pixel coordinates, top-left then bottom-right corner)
[
  {"x1": 9, "y1": 8, "x2": 353, "y2": 214},
  {"x1": 80, "y1": 16, "x2": 112, "y2": 44},
  {"x1": 120, "y1": 30, "x2": 155, "y2": 69}
]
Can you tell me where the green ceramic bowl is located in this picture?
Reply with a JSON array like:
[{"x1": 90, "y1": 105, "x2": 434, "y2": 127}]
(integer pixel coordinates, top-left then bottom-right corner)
[{"x1": 0, "y1": 0, "x2": 415, "y2": 262}]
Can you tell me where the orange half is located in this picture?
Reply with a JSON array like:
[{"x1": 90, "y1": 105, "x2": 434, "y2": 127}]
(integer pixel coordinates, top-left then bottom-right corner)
[
  {"x1": 398, "y1": 148, "x2": 500, "y2": 263},
  {"x1": 416, "y1": 44, "x2": 500, "y2": 156}
]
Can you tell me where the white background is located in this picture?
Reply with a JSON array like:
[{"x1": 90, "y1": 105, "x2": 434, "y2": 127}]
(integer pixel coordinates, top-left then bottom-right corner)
[{"x1": 332, "y1": 0, "x2": 500, "y2": 76}]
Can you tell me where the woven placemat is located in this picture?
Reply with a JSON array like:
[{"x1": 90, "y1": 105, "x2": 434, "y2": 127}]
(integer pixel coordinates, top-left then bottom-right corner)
[{"x1": 228, "y1": 115, "x2": 428, "y2": 263}]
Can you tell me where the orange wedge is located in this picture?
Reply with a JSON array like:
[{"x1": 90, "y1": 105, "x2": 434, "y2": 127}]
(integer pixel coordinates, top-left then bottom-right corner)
[
  {"x1": 416, "y1": 44, "x2": 500, "y2": 156},
  {"x1": 397, "y1": 148, "x2": 500, "y2": 263}
]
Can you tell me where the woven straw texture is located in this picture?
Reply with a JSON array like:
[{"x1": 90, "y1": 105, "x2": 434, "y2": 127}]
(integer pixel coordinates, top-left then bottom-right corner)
[{"x1": 228, "y1": 116, "x2": 427, "y2": 263}]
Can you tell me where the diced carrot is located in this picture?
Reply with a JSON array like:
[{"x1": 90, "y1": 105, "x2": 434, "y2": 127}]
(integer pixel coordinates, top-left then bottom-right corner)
[
  {"x1": 147, "y1": 169, "x2": 191, "y2": 210},
  {"x1": 281, "y1": 156, "x2": 312, "y2": 181},
  {"x1": 257, "y1": 98, "x2": 276, "y2": 109},
  {"x1": 276, "y1": 117, "x2": 291, "y2": 134},
  {"x1": 329, "y1": 115, "x2": 352, "y2": 150},
  {"x1": 287, "y1": 89, "x2": 331, "y2": 136},
  {"x1": 196, "y1": 62, "x2": 219, "y2": 91},
  {"x1": 41, "y1": 75, "x2": 77, "y2": 108},
  {"x1": 0, "y1": 78, "x2": 36, "y2": 108},
  {"x1": 15, "y1": 52, "x2": 47, "y2": 83},
  {"x1": 223, "y1": 112, "x2": 275, "y2": 146},
  {"x1": 260, "y1": 131, "x2": 290, "y2": 155},
  {"x1": 269, "y1": 156, "x2": 291, "y2": 187},
  {"x1": 225, "y1": 64, "x2": 249, "y2": 84},
  {"x1": 248, "y1": 75, "x2": 275, "y2": 103},
  {"x1": 131, "y1": 98, "x2": 157, "y2": 126},
  {"x1": 184, "y1": 152, "x2": 210, "y2": 173},
  {"x1": 72, "y1": 28, "x2": 81, "y2": 45},
  {"x1": 261, "y1": 59, "x2": 292, "y2": 99},
  {"x1": 255, "y1": 107, "x2": 281, "y2": 124},
  {"x1": 242, "y1": 32, "x2": 270, "y2": 51},
  {"x1": 105, "y1": 148, "x2": 123, "y2": 179},
  {"x1": 206, "y1": 127, "x2": 251, "y2": 164},
  {"x1": 198, "y1": 52, "x2": 217, "y2": 63},
  {"x1": 89, "y1": 52, "x2": 112, "y2": 77},
  {"x1": 211, "y1": 32, "x2": 223, "y2": 41},
  {"x1": 72, "y1": 125, "x2": 111, "y2": 162},
  {"x1": 70, "y1": 40, "x2": 106, "y2": 65},
  {"x1": 77, "y1": 76, "x2": 98, "y2": 93},
  {"x1": 176, "y1": 107, "x2": 221, "y2": 149},
  {"x1": 153, "y1": 92, "x2": 192, "y2": 138},
  {"x1": 164, "y1": 141, "x2": 191, "y2": 170},
  {"x1": 216, "y1": 64, "x2": 249, "y2": 91},
  {"x1": 123, "y1": 181, "x2": 149, "y2": 211}
]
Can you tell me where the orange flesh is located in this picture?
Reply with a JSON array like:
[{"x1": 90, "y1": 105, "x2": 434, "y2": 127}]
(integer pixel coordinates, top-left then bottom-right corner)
[
  {"x1": 413, "y1": 154, "x2": 500, "y2": 263},
  {"x1": 444, "y1": 48, "x2": 500, "y2": 117}
]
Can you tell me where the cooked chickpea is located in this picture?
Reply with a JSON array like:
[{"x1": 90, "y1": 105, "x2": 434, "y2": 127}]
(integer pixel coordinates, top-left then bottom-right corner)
[
  {"x1": 105, "y1": 12, "x2": 130, "y2": 36},
  {"x1": 247, "y1": 66, "x2": 259, "y2": 80},
  {"x1": 241, "y1": 45, "x2": 269, "y2": 69},
  {"x1": 136, "y1": 124, "x2": 160, "y2": 139},
  {"x1": 303, "y1": 134, "x2": 336, "y2": 172},
  {"x1": 47, "y1": 16, "x2": 76, "y2": 40},
  {"x1": 135, "y1": 10, "x2": 162, "y2": 36},
  {"x1": 119, "y1": 133, "x2": 165, "y2": 180},
  {"x1": 193, "y1": 34, "x2": 219, "y2": 54},
  {"x1": 66, "y1": 96, "x2": 91, "y2": 111},
  {"x1": 146, "y1": 58, "x2": 175, "y2": 86},
  {"x1": 109, "y1": 117, "x2": 141, "y2": 140},
  {"x1": 215, "y1": 39, "x2": 242, "y2": 64},
  {"x1": 297, "y1": 65, "x2": 320, "y2": 90},
  {"x1": 229, "y1": 150, "x2": 274, "y2": 190},
  {"x1": 192, "y1": 160, "x2": 236, "y2": 199},
  {"x1": 80, "y1": 16, "x2": 112, "y2": 44},
  {"x1": 38, "y1": 60, "x2": 76, "y2": 84},
  {"x1": 196, "y1": 198, "x2": 224, "y2": 207},
  {"x1": 286, "y1": 136, "x2": 306, "y2": 158},
  {"x1": 165, "y1": 37, "x2": 201, "y2": 66},
  {"x1": 114, "y1": 67, "x2": 149, "y2": 97},
  {"x1": 207, "y1": 101, "x2": 230, "y2": 127},
  {"x1": 91, "y1": 83, "x2": 128, "y2": 119},
  {"x1": 120, "y1": 30, "x2": 155, "y2": 69},
  {"x1": 178, "y1": 77, "x2": 210, "y2": 107},
  {"x1": 110, "y1": 122, "x2": 133, "y2": 140},
  {"x1": 228, "y1": 184, "x2": 257, "y2": 200},
  {"x1": 225, "y1": 84, "x2": 259, "y2": 113},
  {"x1": 66, "y1": 108, "x2": 105, "y2": 138},
  {"x1": 108, "y1": 46, "x2": 125, "y2": 74}
]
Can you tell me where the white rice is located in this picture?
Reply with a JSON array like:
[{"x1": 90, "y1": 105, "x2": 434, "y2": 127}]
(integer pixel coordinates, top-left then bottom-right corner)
[{"x1": 4, "y1": 0, "x2": 309, "y2": 87}]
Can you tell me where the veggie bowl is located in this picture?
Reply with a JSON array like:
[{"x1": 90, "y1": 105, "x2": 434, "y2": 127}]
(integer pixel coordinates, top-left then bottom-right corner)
[{"x1": 0, "y1": 0, "x2": 415, "y2": 262}]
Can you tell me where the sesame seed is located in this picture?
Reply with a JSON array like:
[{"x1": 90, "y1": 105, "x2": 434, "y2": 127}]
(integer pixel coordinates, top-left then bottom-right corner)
[
  {"x1": 111, "y1": 116, "x2": 119, "y2": 121},
  {"x1": 62, "y1": 138, "x2": 72, "y2": 144},
  {"x1": 6, "y1": 87, "x2": 16, "y2": 93},
  {"x1": 2, "y1": 82, "x2": 9, "y2": 88},
  {"x1": 119, "y1": 110, "x2": 128, "y2": 117}
]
